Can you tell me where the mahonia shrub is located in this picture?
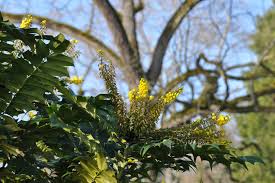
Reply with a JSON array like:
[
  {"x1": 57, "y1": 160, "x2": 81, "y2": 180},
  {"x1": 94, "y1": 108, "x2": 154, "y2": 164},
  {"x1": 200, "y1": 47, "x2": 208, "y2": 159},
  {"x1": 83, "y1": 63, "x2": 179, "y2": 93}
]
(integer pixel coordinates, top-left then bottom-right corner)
[
  {"x1": 98, "y1": 57, "x2": 231, "y2": 145},
  {"x1": 0, "y1": 13, "x2": 263, "y2": 183}
]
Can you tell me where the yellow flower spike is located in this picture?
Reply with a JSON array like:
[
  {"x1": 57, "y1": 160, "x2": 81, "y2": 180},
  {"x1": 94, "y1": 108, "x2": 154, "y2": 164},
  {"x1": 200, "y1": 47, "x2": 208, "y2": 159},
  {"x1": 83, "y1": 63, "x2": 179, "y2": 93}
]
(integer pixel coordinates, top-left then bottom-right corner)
[
  {"x1": 138, "y1": 78, "x2": 149, "y2": 98},
  {"x1": 28, "y1": 111, "x2": 36, "y2": 119},
  {"x1": 68, "y1": 76, "x2": 83, "y2": 85},
  {"x1": 40, "y1": 20, "x2": 47, "y2": 28},
  {"x1": 215, "y1": 114, "x2": 230, "y2": 126},
  {"x1": 128, "y1": 88, "x2": 137, "y2": 102},
  {"x1": 20, "y1": 15, "x2": 32, "y2": 29},
  {"x1": 162, "y1": 87, "x2": 183, "y2": 104}
]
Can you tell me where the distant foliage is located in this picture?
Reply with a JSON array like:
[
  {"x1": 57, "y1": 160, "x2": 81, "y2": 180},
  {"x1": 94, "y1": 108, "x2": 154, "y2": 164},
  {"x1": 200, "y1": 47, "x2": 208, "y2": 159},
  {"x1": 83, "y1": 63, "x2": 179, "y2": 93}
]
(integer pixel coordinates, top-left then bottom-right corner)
[
  {"x1": 232, "y1": 5, "x2": 275, "y2": 183},
  {"x1": 0, "y1": 13, "x2": 262, "y2": 182}
]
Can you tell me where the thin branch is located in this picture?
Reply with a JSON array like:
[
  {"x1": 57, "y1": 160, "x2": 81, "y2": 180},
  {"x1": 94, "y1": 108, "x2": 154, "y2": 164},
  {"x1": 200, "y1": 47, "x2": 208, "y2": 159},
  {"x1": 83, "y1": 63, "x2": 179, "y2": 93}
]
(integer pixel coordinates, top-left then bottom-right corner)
[
  {"x1": 134, "y1": 0, "x2": 144, "y2": 14},
  {"x1": 162, "y1": 68, "x2": 209, "y2": 94},
  {"x1": 166, "y1": 87, "x2": 275, "y2": 127},
  {"x1": 147, "y1": 0, "x2": 204, "y2": 85}
]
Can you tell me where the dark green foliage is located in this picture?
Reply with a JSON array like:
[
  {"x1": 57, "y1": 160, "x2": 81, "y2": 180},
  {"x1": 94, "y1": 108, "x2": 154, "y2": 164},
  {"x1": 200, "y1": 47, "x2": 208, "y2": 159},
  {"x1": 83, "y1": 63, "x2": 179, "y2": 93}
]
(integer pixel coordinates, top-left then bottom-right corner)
[
  {"x1": 0, "y1": 13, "x2": 262, "y2": 182},
  {"x1": 0, "y1": 15, "x2": 72, "y2": 115}
]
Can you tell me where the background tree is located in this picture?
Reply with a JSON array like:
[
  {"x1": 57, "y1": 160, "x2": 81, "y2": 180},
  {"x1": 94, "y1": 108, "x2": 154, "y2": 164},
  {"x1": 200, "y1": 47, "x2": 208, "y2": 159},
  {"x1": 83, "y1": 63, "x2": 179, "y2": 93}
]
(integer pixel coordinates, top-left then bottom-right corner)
[
  {"x1": 1, "y1": 0, "x2": 275, "y2": 182},
  {"x1": 191, "y1": 3, "x2": 275, "y2": 182},
  {"x1": 231, "y1": 4, "x2": 275, "y2": 182}
]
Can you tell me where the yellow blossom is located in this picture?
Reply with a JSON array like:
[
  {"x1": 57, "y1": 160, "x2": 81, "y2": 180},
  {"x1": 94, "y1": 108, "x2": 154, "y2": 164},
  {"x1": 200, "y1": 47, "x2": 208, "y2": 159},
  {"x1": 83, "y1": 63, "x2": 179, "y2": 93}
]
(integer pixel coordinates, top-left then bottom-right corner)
[
  {"x1": 138, "y1": 78, "x2": 149, "y2": 98},
  {"x1": 70, "y1": 39, "x2": 78, "y2": 44},
  {"x1": 216, "y1": 115, "x2": 230, "y2": 126},
  {"x1": 128, "y1": 88, "x2": 137, "y2": 102},
  {"x1": 212, "y1": 114, "x2": 230, "y2": 126},
  {"x1": 97, "y1": 49, "x2": 104, "y2": 57},
  {"x1": 40, "y1": 20, "x2": 47, "y2": 28},
  {"x1": 128, "y1": 78, "x2": 150, "y2": 102},
  {"x1": 127, "y1": 157, "x2": 138, "y2": 164},
  {"x1": 149, "y1": 95, "x2": 154, "y2": 100},
  {"x1": 68, "y1": 76, "x2": 83, "y2": 85},
  {"x1": 162, "y1": 88, "x2": 183, "y2": 104},
  {"x1": 28, "y1": 111, "x2": 36, "y2": 119},
  {"x1": 211, "y1": 113, "x2": 217, "y2": 120},
  {"x1": 20, "y1": 15, "x2": 32, "y2": 29}
]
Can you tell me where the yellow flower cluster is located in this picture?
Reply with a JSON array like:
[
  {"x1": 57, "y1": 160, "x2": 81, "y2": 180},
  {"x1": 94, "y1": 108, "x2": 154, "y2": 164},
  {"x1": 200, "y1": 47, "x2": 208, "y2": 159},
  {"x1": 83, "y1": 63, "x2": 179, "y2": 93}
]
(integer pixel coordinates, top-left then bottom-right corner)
[
  {"x1": 40, "y1": 20, "x2": 47, "y2": 28},
  {"x1": 28, "y1": 111, "x2": 36, "y2": 119},
  {"x1": 68, "y1": 76, "x2": 83, "y2": 85},
  {"x1": 20, "y1": 15, "x2": 32, "y2": 29},
  {"x1": 211, "y1": 113, "x2": 230, "y2": 126},
  {"x1": 97, "y1": 49, "x2": 104, "y2": 57},
  {"x1": 162, "y1": 88, "x2": 183, "y2": 104},
  {"x1": 128, "y1": 78, "x2": 154, "y2": 102},
  {"x1": 121, "y1": 139, "x2": 127, "y2": 144},
  {"x1": 138, "y1": 78, "x2": 148, "y2": 98},
  {"x1": 127, "y1": 157, "x2": 138, "y2": 164},
  {"x1": 128, "y1": 88, "x2": 136, "y2": 101}
]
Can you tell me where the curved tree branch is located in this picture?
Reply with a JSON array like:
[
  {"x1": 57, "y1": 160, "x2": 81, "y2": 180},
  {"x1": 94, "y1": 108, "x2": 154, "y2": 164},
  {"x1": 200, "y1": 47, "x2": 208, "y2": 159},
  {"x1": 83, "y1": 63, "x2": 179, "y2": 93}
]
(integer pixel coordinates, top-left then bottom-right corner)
[
  {"x1": 93, "y1": 0, "x2": 144, "y2": 82},
  {"x1": 165, "y1": 87, "x2": 275, "y2": 127},
  {"x1": 162, "y1": 68, "x2": 209, "y2": 93},
  {"x1": 147, "y1": 0, "x2": 204, "y2": 85},
  {"x1": 160, "y1": 50, "x2": 275, "y2": 127}
]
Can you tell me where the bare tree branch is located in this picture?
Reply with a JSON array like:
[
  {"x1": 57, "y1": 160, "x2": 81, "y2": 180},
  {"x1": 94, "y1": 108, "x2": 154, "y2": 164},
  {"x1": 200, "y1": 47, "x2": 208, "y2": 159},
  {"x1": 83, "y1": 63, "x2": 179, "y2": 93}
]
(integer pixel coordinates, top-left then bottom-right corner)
[
  {"x1": 165, "y1": 87, "x2": 275, "y2": 127},
  {"x1": 133, "y1": 0, "x2": 144, "y2": 14},
  {"x1": 163, "y1": 68, "x2": 209, "y2": 93},
  {"x1": 121, "y1": 0, "x2": 140, "y2": 66},
  {"x1": 160, "y1": 47, "x2": 275, "y2": 127},
  {"x1": 93, "y1": 0, "x2": 144, "y2": 82},
  {"x1": 147, "y1": 0, "x2": 204, "y2": 85}
]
